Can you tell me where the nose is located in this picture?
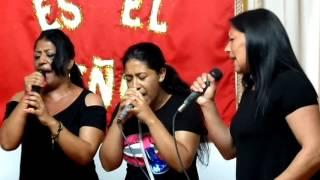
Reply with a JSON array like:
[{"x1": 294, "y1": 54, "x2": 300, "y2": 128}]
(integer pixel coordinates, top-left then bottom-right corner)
[
  {"x1": 131, "y1": 78, "x2": 141, "y2": 90},
  {"x1": 35, "y1": 56, "x2": 45, "y2": 68},
  {"x1": 38, "y1": 56, "x2": 46, "y2": 65},
  {"x1": 224, "y1": 41, "x2": 231, "y2": 53},
  {"x1": 36, "y1": 53, "x2": 53, "y2": 65}
]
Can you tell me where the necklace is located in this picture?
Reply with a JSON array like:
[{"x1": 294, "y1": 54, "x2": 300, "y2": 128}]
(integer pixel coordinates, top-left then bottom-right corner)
[
  {"x1": 44, "y1": 91, "x2": 72, "y2": 104},
  {"x1": 155, "y1": 94, "x2": 172, "y2": 111}
]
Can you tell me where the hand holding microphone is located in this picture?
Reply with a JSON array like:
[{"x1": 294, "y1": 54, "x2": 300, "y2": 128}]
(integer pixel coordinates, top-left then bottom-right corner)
[
  {"x1": 117, "y1": 88, "x2": 142, "y2": 124},
  {"x1": 31, "y1": 70, "x2": 46, "y2": 94},
  {"x1": 25, "y1": 70, "x2": 46, "y2": 93},
  {"x1": 117, "y1": 87, "x2": 153, "y2": 124},
  {"x1": 117, "y1": 104, "x2": 134, "y2": 124},
  {"x1": 24, "y1": 70, "x2": 52, "y2": 125},
  {"x1": 177, "y1": 68, "x2": 223, "y2": 112},
  {"x1": 25, "y1": 70, "x2": 46, "y2": 109}
]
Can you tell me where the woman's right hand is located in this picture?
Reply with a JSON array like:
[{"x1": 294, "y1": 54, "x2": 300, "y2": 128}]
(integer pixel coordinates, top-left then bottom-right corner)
[
  {"x1": 23, "y1": 71, "x2": 50, "y2": 125},
  {"x1": 24, "y1": 71, "x2": 45, "y2": 92},
  {"x1": 116, "y1": 88, "x2": 139, "y2": 124},
  {"x1": 117, "y1": 87, "x2": 154, "y2": 125},
  {"x1": 190, "y1": 72, "x2": 217, "y2": 105}
]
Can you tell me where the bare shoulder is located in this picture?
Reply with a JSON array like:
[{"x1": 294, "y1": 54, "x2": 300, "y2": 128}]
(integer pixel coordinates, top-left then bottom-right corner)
[
  {"x1": 84, "y1": 91, "x2": 104, "y2": 107},
  {"x1": 10, "y1": 91, "x2": 25, "y2": 102},
  {"x1": 286, "y1": 104, "x2": 319, "y2": 121}
]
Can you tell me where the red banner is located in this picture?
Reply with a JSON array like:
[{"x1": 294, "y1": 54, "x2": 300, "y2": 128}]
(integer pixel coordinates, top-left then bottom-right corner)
[{"x1": 0, "y1": 0, "x2": 235, "y2": 125}]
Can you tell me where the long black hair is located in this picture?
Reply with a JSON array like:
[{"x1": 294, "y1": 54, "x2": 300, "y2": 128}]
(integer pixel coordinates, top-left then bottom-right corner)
[
  {"x1": 231, "y1": 8, "x2": 306, "y2": 114},
  {"x1": 35, "y1": 29, "x2": 84, "y2": 88},
  {"x1": 122, "y1": 42, "x2": 209, "y2": 165}
]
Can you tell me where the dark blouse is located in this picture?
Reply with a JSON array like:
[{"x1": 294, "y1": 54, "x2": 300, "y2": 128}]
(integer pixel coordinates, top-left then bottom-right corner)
[
  {"x1": 4, "y1": 89, "x2": 106, "y2": 180},
  {"x1": 231, "y1": 71, "x2": 319, "y2": 180}
]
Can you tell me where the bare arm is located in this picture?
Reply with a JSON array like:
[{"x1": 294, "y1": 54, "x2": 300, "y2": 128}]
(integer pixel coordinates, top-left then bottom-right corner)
[
  {"x1": 0, "y1": 92, "x2": 28, "y2": 150},
  {"x1": 145, "y1": 113, "x2": 200, "y2": 172},
  {"x1": 191, "y1": 73, "x2": 236, "y2": 159},
  {"x1": 99, "y1": 115, "x2": 124, "y2": 171},
  {"x1": 50, "y1": 93, "x2": 105, "y2": 165},
  {"x1": 275, "y1": 105, "x2": 320, "y2": 179},
  {"x1": 99, "y1": 108, "x2": 200, "y2": 172},
  {"x1": 25, "y1": 92, "x2": 105, "y2": 165},
  {"x1": 1, "y1": 71, "x2": 46, "y2": 150},
  {"x1": 200, "y1": 100, "x2": 236, "y2": 159},
  {"x1": 52, "y1": 123, "x2": 105, "y2": 166}
]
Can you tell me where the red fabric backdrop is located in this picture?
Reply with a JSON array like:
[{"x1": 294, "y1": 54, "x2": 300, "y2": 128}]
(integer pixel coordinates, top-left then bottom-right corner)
[{"x1": 0, "y1": 0, "x2": 235, "y2": 126}]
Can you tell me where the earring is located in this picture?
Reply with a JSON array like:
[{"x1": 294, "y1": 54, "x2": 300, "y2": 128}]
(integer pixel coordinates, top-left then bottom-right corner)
[{"x1": 159, "y1": 76, "x2": 164, "y2": 82}]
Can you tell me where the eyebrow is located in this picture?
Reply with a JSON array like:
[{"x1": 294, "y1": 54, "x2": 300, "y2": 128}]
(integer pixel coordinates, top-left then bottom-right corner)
[
  {"x1": 35, "y1": 49, "x2": 55, "y2": 53},
  {"x1": 125, "y1": 71, "x2": 148, "y2": 75}
]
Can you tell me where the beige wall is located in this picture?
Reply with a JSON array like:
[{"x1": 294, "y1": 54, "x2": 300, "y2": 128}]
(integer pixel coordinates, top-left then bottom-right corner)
[{"x1": 263, "y1": 0, "x2": 320, "y2": 94}]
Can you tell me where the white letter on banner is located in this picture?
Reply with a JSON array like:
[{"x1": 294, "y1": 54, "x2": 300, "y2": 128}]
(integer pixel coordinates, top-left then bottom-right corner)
[
  {"x1": 121, "y1": 0, "x2": 143, "y2": 28},
  {"x1": 148, "y1": 0, "x2": 167, "y2": 33},
  {"x1": 57, "y1": 0, "x2": 82, "y2": 30},
  {"x1": 88, "y1": 57, "x2": 114, "y2": 108},
  {"x1": 33, "y1": 0, "x2": 61, "y2": 30}
]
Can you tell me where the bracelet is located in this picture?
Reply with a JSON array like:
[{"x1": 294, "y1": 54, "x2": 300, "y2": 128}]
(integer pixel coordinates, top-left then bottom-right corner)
[{"x1": 51, "y1": 121, "x2": 63, "y2": 144}]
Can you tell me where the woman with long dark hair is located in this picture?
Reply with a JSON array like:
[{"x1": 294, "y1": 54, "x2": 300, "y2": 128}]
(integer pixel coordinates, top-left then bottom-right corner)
[
  {"x1": 191, "y1": 9, "x2": 320, "y2": 179},
  {"x1": 0, "y1": 29, "x2": 106, "y2": 179},
  {"x1": 99, "y1": 42, "x2": 208, "y2": 180}
]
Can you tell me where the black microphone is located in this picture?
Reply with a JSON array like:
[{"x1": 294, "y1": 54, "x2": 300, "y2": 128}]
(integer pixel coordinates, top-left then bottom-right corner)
[
  {"x1": 28, "y1": 70, "x2": 45, "y2": 108},
  {"x1": 117, "y1": 104, "x2": 134, "y2": 124},
  {"x1": 31, "y1": 85, "x2": 42, "y2": 94},
  {"x1": 177, "y1": 68, "x2": 223, "y2": 112},
  {"x1": 31, "y1": 70, "x2": 45, "y2": 94}
]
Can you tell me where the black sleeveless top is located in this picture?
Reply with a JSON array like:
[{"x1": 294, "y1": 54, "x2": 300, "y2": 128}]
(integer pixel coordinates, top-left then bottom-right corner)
[{"x1": 4, "y1": 89, "x2": 107, "y2": 180}]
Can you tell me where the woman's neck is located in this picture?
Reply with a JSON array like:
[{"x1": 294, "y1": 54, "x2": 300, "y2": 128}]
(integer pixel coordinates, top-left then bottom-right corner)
[
  {"x1": 151, "y1": 89, "x2": 171, "y2": 111},
  {"x1": 44, "y1": 80, "x2": 74, "y2": 102}
]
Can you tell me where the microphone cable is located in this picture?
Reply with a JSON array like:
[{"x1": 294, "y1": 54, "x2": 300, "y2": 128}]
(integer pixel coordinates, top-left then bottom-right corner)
[
  {"x1": 117, "y1": 109, "x2": 191, "y2": 180},
  {"x1": 117, "y1": 122, "x2": 152, "y2": 180},
  {"x1": 138, "y1": 120, "x2": 155, "y2": 180},
  {"x1": 172, "y1": 111, "x2": 191, "y2": 180}
]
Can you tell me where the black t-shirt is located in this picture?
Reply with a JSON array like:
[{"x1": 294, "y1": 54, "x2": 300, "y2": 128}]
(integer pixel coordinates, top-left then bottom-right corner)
[
  {"x1": 4, "y1": 89, "x2": 107, "y2": 180},
  {"x1": 230, "y1": 71, "x2": 319, "y2": 180},
  {"x1": 119, "y1": 94, "x2": 204, "y2": 180}
]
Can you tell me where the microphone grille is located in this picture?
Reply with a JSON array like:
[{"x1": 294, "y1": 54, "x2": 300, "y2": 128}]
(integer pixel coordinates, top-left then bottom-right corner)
[{"x1": 210, "y1": 68, "x2": 223, "y2": 81}]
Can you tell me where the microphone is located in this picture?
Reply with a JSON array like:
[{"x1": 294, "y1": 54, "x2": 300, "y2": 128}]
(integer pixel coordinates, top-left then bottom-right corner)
[
  {"x1": 31, "y1": 70, "x2": 45, "y2": 94},
  {"x1": 28, "y1": 70, "x2": 46, "y2": 109},
  {"x1": 177, "y1": 68, "x2": 223, "y2": 112},
  {"x1": 31, "y1": 85, "x2": 42, "y2": 94},
  {"x1": 117, "y1": 104, "x2": 134, "y2": 124}
]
